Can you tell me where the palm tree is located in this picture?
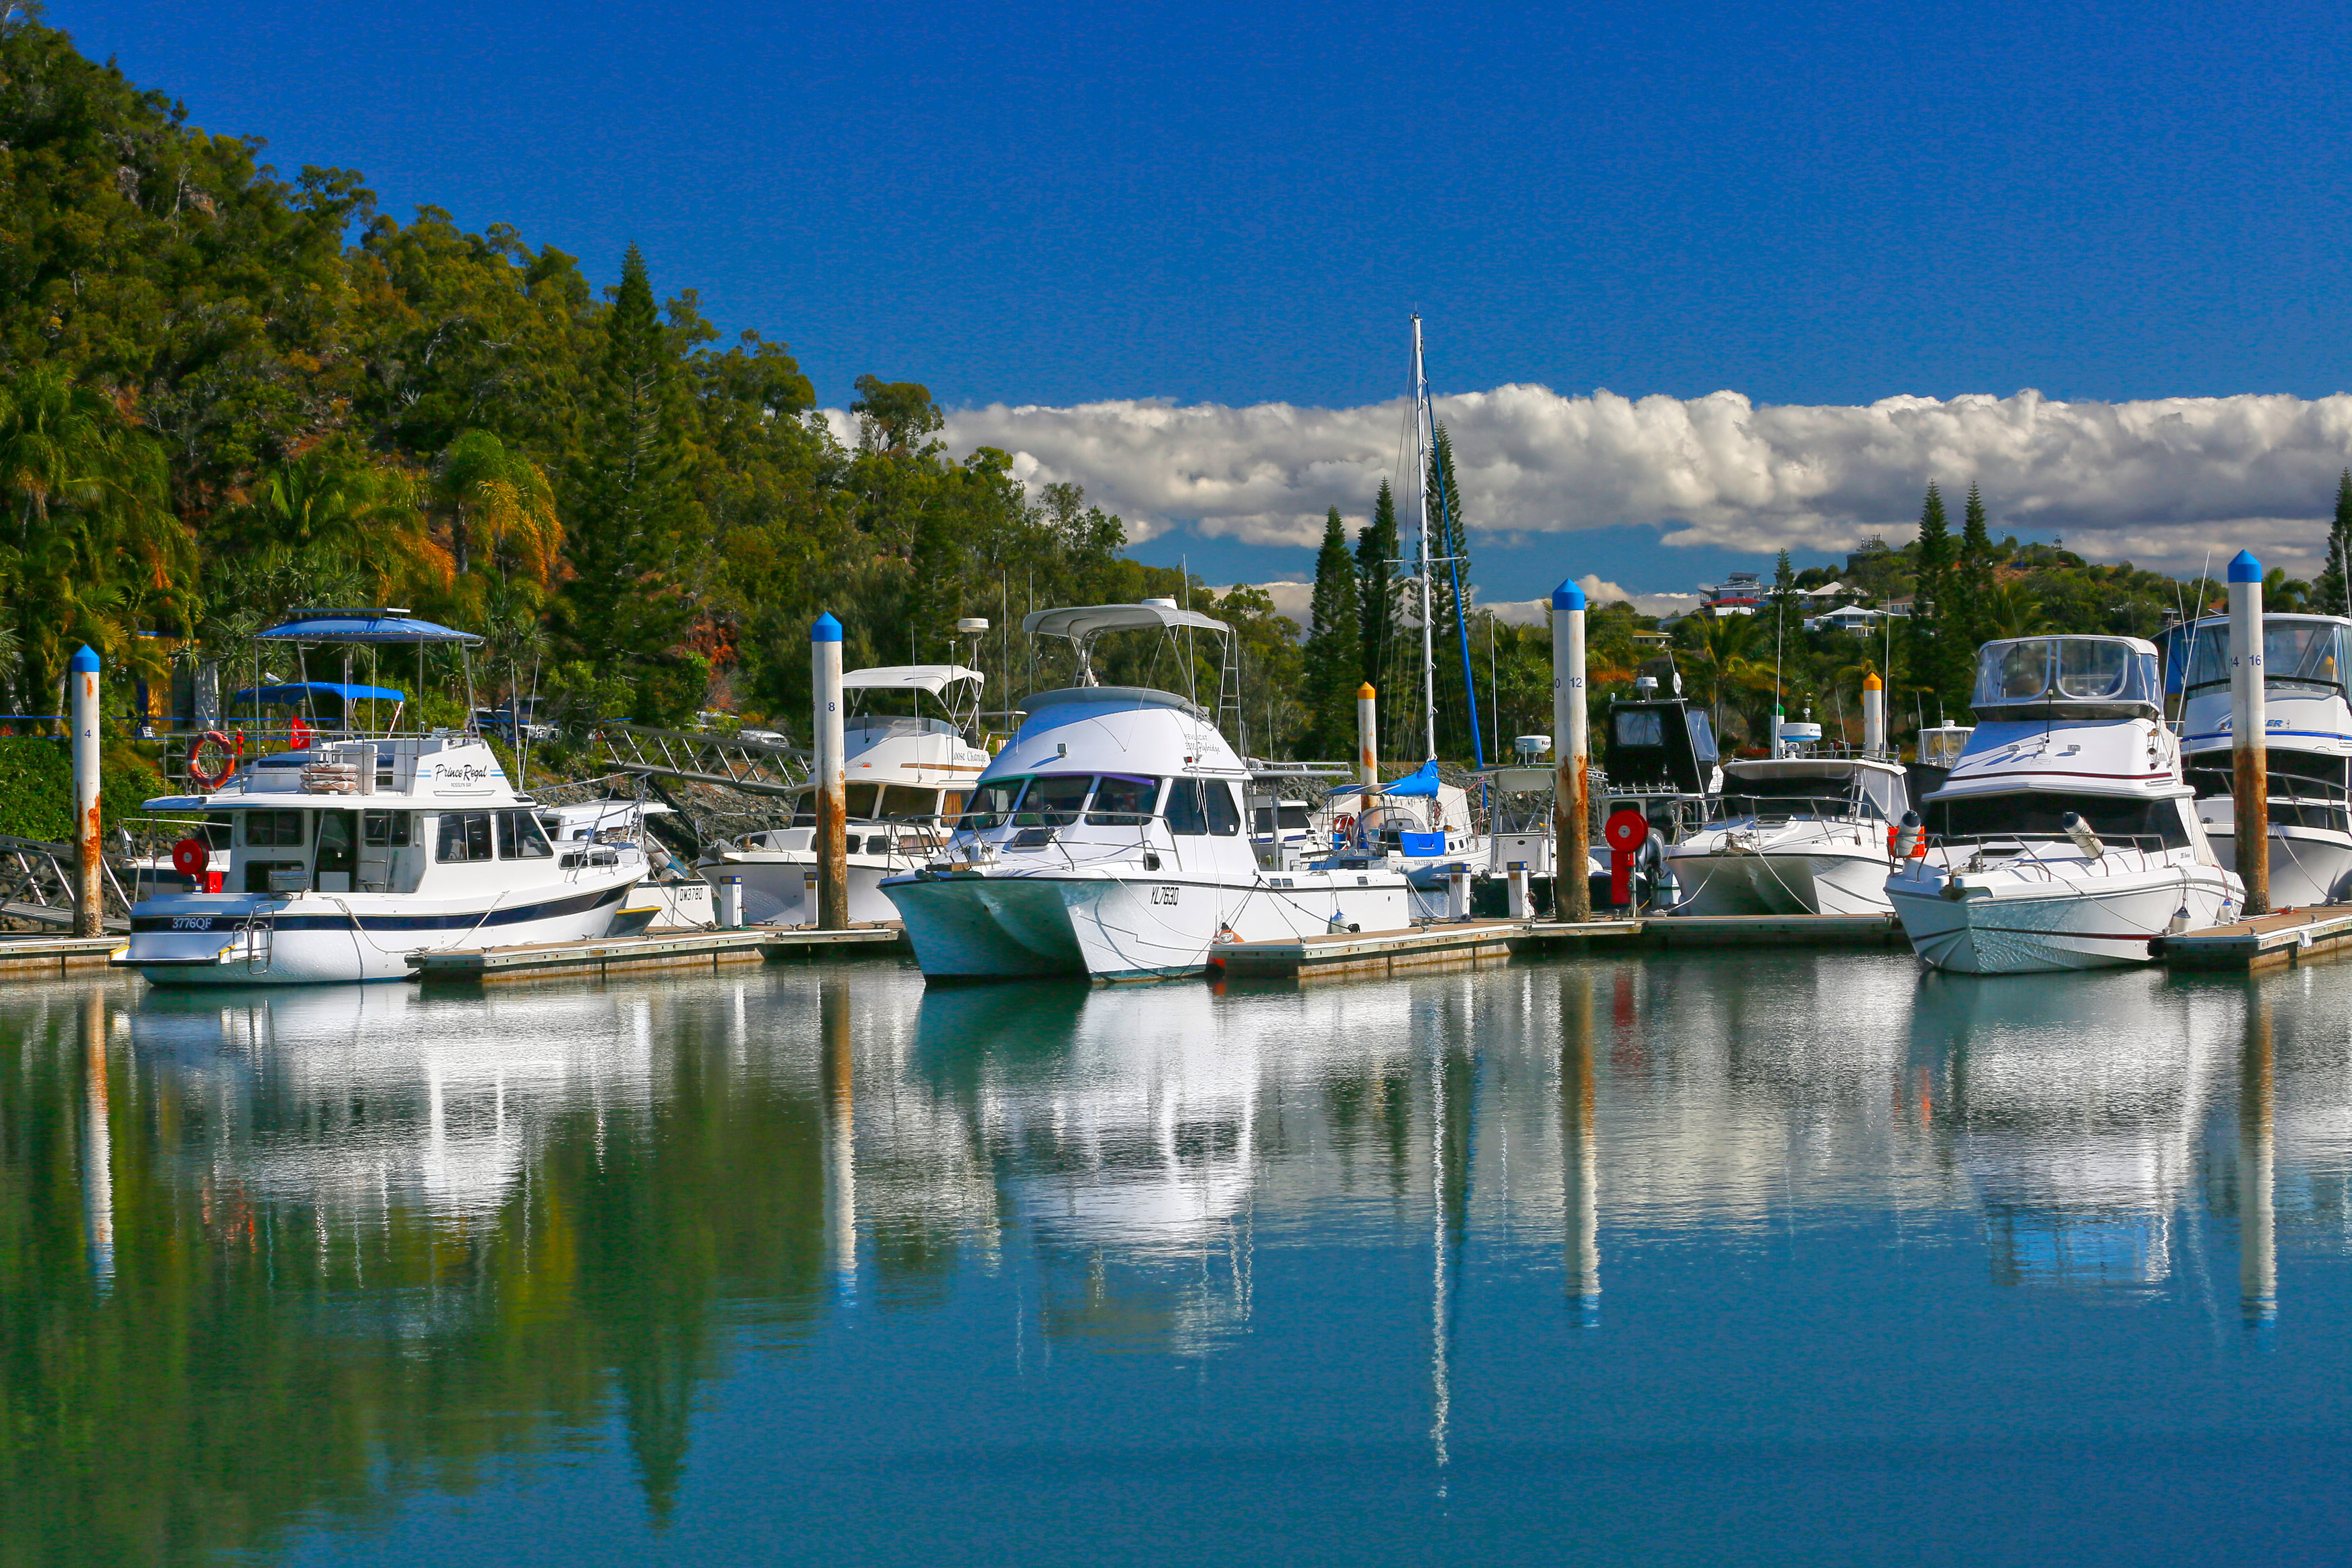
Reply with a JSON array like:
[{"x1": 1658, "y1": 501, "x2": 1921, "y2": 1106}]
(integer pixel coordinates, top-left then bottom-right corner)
[
  {"x1": 241, "y1": 441, "x2": 445, "y2": 604},
  {"x1": 0, "y1": 363, "x2": 187, "y2": 715},
  {"x1": 1979, "y1": 581, "x2": 2046, "y2": 640}
]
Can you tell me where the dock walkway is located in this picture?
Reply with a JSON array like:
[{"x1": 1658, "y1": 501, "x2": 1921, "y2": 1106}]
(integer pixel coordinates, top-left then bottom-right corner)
[
  {"x1": 1216, "y1": 910, "x2": 1899, "y2": 980},
  {"x1": 2154, "y1": 908, "x2": 2352, "y2": 972},
  {"x1": 410, "y1": 924, "x2": 906, "y2": 984},
  {"x1": 0, "y1": 933, "x2": 125, "y2": 974}
]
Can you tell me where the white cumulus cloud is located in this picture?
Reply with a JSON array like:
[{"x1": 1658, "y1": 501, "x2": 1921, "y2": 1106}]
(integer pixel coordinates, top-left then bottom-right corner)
[{"x1": 931, "y1": 387, "x2": 2352, "y2": 579}]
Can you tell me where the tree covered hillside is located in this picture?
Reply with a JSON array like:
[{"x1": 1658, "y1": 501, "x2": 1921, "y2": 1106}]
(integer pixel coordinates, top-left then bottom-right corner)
[{"x1": 0, "y1": 5, "x2": 1304, "y2": 740}]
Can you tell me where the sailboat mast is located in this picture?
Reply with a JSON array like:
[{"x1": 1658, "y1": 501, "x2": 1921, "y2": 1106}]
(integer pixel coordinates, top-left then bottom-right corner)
[{"x1": 1413, "y1": 315, "x2": 1437, "y2": 762}]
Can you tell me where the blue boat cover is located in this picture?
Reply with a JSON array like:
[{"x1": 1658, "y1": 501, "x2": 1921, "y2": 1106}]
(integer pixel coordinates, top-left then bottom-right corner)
[
  {"x1": 257, "y1": 611, "x2": 481, "y2": 645},
  {"x1": 231, "y1": 681, "x2": 406, "y2": 705},
  {"x1": 1399, "y1": 831, "x2": 1447, "y2": 857},
  {"x1": 1325, "y1": 758, "x2": 1445, "y2": 799}
]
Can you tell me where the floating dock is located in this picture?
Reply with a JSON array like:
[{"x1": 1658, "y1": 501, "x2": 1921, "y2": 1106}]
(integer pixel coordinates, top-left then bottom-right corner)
[
  {"x1": 1216, "y1": 911, "x2": 1899, "y2": 980},
  {"x1": 0, "y1": 933, "x2": 126, "y2": 974},
  {"x1": 410, "y1": 924, "x2": 907, "y2": 985},
  {"x1": 2154, "y1": 908, "x2": 2352, "y2": 972}
]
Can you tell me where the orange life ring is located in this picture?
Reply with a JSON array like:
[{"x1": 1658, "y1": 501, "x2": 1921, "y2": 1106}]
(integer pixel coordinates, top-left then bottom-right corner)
[
  {"x1": 289, "y1": 713, "x2": 312, "y2": 749},
  {"x1": 188, "y1": 730, "x2": 237, "y2": 790},
  {"x1": 170, "y1": 837, "x2": 210, "y2": 878}
]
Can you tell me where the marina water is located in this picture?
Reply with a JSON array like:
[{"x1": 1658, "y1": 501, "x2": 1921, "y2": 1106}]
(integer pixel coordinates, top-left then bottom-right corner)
[{"x1": 7, "y1": 954, "x2": 2351, "y2": 1565}]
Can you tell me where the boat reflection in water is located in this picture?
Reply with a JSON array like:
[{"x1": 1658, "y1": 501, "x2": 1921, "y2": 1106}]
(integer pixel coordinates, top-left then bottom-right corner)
[{"x1": 8, "y1": 953, "x2": 2352, "y2": 1562}]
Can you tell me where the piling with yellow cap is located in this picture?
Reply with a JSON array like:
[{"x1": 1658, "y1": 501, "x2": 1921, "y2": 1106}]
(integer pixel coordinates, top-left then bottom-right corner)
[{"x1": 1861, "y1": 670, "x2": 1885, "y2": 756}]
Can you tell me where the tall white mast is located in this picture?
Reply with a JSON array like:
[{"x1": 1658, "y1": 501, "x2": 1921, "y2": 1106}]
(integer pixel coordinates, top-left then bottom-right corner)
[{"x1": 1412, "y1": 314, "x2": 1437, "y2": 762}]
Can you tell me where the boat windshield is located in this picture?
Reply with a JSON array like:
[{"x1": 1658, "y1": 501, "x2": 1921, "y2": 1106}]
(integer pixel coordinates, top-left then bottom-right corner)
[
  {"x1": 1926, "y1": 790, "x2": 2191, "y2": 848},
  {"x1": 1013, "y1": 773, "x2": 1094, "y2": 827},
  {"x1": 2182, "y1": 618, "x2": 2348, "y2": 696},
  {"x1": 957, "y1": 776, "x2": 1028, "y2": 829},
  {"x1": 1718, "y1": 774, "x2": 1873, "y2": 823},
  {"x1": 1971, "y1": 638, "x2": 2160, "y2": 713}
]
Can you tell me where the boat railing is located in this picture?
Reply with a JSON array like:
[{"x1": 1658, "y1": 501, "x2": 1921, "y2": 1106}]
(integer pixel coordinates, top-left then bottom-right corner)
[{"x1": 1927, "y1": 831, "x2": 2178, "y2": 876}]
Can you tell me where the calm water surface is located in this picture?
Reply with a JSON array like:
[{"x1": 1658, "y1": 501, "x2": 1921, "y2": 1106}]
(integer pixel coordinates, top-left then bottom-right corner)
[{"x1": 6, "y1": 951, "x2": 2351, "y2": 1565}]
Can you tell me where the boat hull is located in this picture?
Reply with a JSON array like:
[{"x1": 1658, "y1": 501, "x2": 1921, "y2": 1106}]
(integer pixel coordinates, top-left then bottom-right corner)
[
  {"x1": 1887, "y1": 861, "x2": 2237, "y2": 974},
  {"x1": 2199, "y1": 825, "x2": 2352, "y2": 910},
  {"x1": 1667, "y1": 844, "x2": 1894, "y2": 916},
  {"x1": 708, "y1": 849, "x2": 910, "y2": 925},
  {"x1": 884, "y1": 867, "x2": 1412, "y2": 981},
  {"x1": 119, "y1": 874, "x2": 642, "y2": 985}
]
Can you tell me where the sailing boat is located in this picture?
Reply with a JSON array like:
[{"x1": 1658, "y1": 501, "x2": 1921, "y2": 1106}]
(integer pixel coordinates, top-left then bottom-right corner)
[{"x1": 1324, "y1": 316, "x2": 1490, "y2": 900}]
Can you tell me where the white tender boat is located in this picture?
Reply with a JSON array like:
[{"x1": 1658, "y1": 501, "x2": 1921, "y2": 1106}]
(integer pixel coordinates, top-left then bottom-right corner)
[
  {"x1": 883, "y1": 602, "x2": 1413, "y2": 980},
  {"x1": 700, "y1": 664, "x2": 987, "y2": 924},
  {"x1": 2173, "y1": 612, "x2": 2352, "y2": 908},
  {"x1": 1887, "y1": 635, "x2": 2240, "y2": 974},
  {"x1": 117, "y1": 610, "x2": 646, "y2": 985},
  {"x1": 1666, "y1": 747, "x2": 1912, "y2": 916}
]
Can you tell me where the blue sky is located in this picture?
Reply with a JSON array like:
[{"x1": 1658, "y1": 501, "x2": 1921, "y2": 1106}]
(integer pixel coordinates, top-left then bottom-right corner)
[{"x1": 49, "y1": 0, "x2": 2352, "y2": 596}]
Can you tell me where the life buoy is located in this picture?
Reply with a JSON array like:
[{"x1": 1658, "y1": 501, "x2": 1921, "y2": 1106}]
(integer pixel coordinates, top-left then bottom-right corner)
[
  {"x1": 188, "y1": 730, "x2": 237, "y2": 789},
  {"x1": 170, "y1": 837, "x2": 210, "y2": 878},
  {"x1": 289, "y1": 713, "x2": 312, "y2": 749},
  {"x1": 1334, "y1": 812, "x2": 1356, "y2": 837}
]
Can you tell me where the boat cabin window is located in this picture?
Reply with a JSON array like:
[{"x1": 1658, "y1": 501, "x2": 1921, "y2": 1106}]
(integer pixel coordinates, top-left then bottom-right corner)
[
  {"x1": 877, "y1": 784, "x2": 940, "y2": 819},
  {"x1": 242, "y1": 810, "x2": 307, "y2": 848},
  {"x1": 959, "y1": 777, "x2": 1027, "y2": 829},
  {"x1": 495, "y1": 809, "x2": 554, "y2": 859},
  {"x1": 842, "y1": 783, "x2": 882, "y2": 819},
  {"x1": 1720, "y1": 775, "x2": 1877, "y2": 821},
  {"x1": 1252, "y1": 804, "x2": 1312, "y2": 834},
  {"x1": 1971, "y1": 637, "x2": 2160, "y2": 712},
  {"x1": 1088, "y1": 774, "x2": 1159, "y2": 825},
  {"x1": 2180, "y1": 617, "x2": 2348, "y2": 695},
  {"x1": 1205, "y1": 781, "x2": 1242, "y2": 836},
  {"x1": 1015, "y1": 774, "x2": 1092, "y2": 827},
  {"x1": 1614, "y1": 710, "x2": 1663, "y2": 748},
  {"x1": 1165, "y1": 779, "x2": 1208, "y2": 836},
  {"x1": 362, "y1": 810, "x2": 412, "y2": 847},
  {"x1": 434, "y1": 811, "x2": 496, "y2": 863},
  {"x1": 314, "y1": 812, "x2": 356, "y2": 886},
  {"x1": 1925, "y1": 791, "x2": 2191, "y2": 848}
]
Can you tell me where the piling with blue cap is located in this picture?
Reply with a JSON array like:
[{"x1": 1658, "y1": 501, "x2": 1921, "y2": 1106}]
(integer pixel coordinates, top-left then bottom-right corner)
[
  {"x1": 1552, "y1": 578, "x2": 1591, "y2": 921},
  {"x1": 70, "y1": 645, "x2": 101, "y2": 936},
  {"x1": 2229, "y1": 550, "x2": 2270, "y2": 913}
]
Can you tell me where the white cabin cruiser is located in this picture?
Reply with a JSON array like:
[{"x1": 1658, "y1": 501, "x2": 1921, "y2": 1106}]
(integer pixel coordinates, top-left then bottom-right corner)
[
  {"x1": 2173, "y1": 612, "x2": 2352, "y2": 908},
  {"x1": 1666, "y1": 741, "x2": 1912, "y2": 916},
  {"x1": 117, "y1": 610, "x2": 646, "y2": 985},
  {"x1": 1887, "y1": 636, "x2": 2239, "y2": 974},
  {"x1": 700, "y1": 664, "x2": 987, "y2": 924},
  {"x1": 883, "y1": 602, "x2": 1413, "y2": 981}
]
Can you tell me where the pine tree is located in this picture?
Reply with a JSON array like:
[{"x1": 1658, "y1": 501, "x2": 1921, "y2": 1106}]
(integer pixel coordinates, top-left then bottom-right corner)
[
  {"x1": 1908, "y1": 483, "x2": 1954, "y2": 718},
  {"x1": 1425, "y1": 422, "x2": 1478, "y2": 758},
  {"x1": 1956, "y1": 482, "x2": 1996, "y2": 661},
  {"x1": 558, "y1": 246, "x2": 709, "y2": 719},
  {"x1": 1356, "y1": 479, "x2": 1403, "y2": 760},
  {"x1": 2316, "y1": 470, "x2": 2352, "y2": 616},
  {"x1": 1301, "y1": 507, "x2": 1362, "y2": 758}
]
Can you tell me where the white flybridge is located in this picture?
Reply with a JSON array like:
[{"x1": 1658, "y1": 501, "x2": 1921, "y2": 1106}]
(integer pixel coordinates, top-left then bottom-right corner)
[
  {"x1": 117, "y1": 611, "x2": 646, "y2": 984},
  {"x1": 1887, "y1": 635, "x2": 2241, "y2": 973},
  {"x1": 701, "y1": 663, "x2": 989, "y2": 924},
  {"x1": 883, "y1": 601, "x2": 1412, "y2": 980},
  {"x1": 2174, "y1": 613, "x2": 2352, "y2": 908}
]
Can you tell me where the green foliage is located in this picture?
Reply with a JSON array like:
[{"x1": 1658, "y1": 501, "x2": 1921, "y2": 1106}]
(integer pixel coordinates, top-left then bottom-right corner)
[
  {"x1": 1356, "y1": 479, "x2": 1405, "y2": 756},
  {"x1": 1424, "y1": 422, "x2": 1478, "y2": 758},
  {"x1": 0, "y1": 737, "x2": 162, "y2": 839},
  {"x1": 2315, "y1": 470, "x2": 2352, "y2": 616}
]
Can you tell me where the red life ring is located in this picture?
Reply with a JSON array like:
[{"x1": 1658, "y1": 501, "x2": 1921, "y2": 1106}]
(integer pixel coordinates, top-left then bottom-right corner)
[
  {"x1": 170, "y1": 837, "x2": 210, "y2": 878},
  {"x1": 289, "y1": 713, "x2": 312, "y2": 749},
  {"x1": 188, "y1": 730, "x2": 237, "y2": 789},
  {"x1": 1334, "y1": 812, "x2": 1356, "y2": 837}
]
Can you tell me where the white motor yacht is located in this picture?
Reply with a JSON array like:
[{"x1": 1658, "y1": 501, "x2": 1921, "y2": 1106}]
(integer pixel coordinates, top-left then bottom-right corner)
[
  {"x1": 1887, "y1": 635, "x2": 2240, "y2": 974},
  {"x1": 2172, "y1": 612, "x2": 2352, "y2": 908},
  {"x1": 701, "y1": 664, "x2": 988, "y2": 924},
  {"x1": 117, "y1": 610, "x2": 646, "y2": 985},
  {"x1": 882, "y1": 601, "x2": 1413, "y2": 981},
  {"x1": 1666, "y1": 738, "x2": 1912, "y2": 916}
]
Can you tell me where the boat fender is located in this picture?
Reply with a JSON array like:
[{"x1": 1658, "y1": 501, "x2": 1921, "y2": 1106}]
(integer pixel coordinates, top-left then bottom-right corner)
[
  {"x1": 2060, "y1": 812, "x2": 2105, "y2": 861},
  {"x1": 188, "y1": 730, "x2": 238, "y2": 790},
  {"x1": 1892, "y1": 811, "x2": 1924, "y2": 861}
]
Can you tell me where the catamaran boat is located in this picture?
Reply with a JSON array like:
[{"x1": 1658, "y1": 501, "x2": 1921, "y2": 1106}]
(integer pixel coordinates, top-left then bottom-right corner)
[
  {"x1": 1665, "y1": 728, "x2": 1912, "y2": 916},
  {"x1": 882, "y1": 601, "x2": 1413, "y2": 981},
  {"x1": 699, "y1": 664, "x2": 988, "y2": 924},
  {"x1": 1886, "y1": 635, "x2": 2240, "y2": 974},
  {"x1": 2172, "y1": 612, "x2": 2352, "y2": 909}
]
